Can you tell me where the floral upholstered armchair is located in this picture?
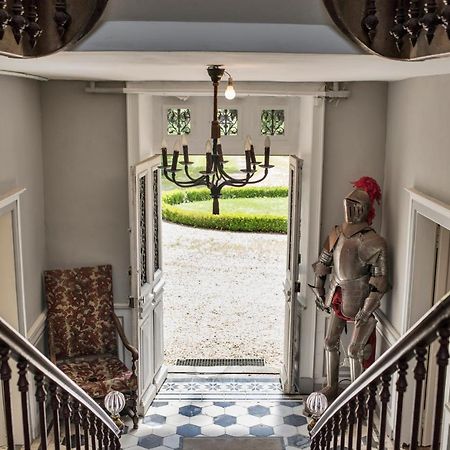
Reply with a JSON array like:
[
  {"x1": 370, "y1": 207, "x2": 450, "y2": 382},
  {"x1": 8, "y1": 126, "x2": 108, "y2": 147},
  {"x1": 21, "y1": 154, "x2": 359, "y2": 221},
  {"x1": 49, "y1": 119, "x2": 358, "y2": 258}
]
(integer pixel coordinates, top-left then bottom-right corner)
[{"x1": 44, "y1": 265, "x2": 139, "y2": 429}]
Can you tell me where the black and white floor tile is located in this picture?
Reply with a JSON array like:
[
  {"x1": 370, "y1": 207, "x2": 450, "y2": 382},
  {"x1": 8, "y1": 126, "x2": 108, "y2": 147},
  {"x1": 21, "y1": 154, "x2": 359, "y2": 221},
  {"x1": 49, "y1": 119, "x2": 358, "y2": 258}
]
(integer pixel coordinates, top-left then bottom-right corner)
[{"x1": 121, "y1": 375, "x2": 311, "y2": 450}]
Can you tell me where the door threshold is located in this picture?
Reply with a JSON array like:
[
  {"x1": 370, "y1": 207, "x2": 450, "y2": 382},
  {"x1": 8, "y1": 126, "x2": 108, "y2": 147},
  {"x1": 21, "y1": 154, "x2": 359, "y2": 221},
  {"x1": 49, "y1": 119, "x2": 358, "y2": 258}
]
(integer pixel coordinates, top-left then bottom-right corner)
[{"x1": 168, "y1": 365, "x2": 280, "y2": 375}]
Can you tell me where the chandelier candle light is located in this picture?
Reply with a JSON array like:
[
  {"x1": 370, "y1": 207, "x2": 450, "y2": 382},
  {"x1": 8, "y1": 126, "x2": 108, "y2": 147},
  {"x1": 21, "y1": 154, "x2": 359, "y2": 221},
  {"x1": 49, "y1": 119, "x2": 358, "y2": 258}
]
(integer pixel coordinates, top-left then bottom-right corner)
[{"x1": 159, "y1": 65, "x2": 274, "y2": 215}]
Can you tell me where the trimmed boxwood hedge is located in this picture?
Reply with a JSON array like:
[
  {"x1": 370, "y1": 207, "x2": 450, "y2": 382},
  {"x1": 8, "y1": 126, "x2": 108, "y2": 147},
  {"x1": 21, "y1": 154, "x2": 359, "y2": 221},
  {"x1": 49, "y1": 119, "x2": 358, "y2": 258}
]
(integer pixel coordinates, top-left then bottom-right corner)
[{"x1": 162, "y1": 186, "x2": 288, "y2": 234}]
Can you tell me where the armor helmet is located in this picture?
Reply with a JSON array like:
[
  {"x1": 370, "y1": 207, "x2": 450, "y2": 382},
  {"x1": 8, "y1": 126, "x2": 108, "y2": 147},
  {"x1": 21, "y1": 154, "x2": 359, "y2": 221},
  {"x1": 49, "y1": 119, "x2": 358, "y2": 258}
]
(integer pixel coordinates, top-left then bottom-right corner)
[{"x1": 344, "y1": 189, "x2": 371, "y2": 224}]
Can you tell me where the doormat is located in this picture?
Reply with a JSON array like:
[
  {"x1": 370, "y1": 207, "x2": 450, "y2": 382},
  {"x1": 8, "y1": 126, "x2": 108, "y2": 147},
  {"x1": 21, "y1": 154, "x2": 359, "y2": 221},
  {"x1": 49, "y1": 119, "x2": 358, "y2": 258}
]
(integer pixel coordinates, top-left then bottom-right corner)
[
  {"x1": 182, "y1": 437, "x2": 284, "y2": 450},
  {"x1": 176, "y1": 358, "x2": 265, "y2": 367}
]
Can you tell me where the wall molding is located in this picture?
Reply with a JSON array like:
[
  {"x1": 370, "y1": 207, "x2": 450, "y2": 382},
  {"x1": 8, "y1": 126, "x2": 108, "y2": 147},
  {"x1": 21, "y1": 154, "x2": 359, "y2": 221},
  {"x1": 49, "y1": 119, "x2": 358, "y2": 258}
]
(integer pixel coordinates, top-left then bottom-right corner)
[
  {"x1": 27, "y1": 310, "x2": 47, "y2": 346},
  {"x1": 375, "y1": 308, "x2": 400, "y2": 347}
]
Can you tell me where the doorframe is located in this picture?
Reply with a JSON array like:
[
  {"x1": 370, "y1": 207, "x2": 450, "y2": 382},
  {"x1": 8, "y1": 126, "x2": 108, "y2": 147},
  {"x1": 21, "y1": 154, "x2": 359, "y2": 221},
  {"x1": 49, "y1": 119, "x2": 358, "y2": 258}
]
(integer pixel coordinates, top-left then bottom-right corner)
[
  {"x1": 399, "y1": 188, "x2": 450, "y2": 447},
  {"x1": 0, "y1": 187, "x2": 31, "y2": 445},
  {"x1": 0, "y1": 188, "x2": 27, "y2": 336},
  {"x1": 125, "y1": 88, "x2": 328, "y2": 394},
  {"x1": 402, "y1": 188, "x2": 450, "y2": 333}
]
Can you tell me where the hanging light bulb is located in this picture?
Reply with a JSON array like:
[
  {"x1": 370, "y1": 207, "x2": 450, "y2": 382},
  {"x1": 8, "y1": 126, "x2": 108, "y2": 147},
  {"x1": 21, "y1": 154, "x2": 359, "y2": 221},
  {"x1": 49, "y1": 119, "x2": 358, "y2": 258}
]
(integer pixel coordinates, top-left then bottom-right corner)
[{"x1": 225, "y1": 76, "x2": 236, "y2": 100}]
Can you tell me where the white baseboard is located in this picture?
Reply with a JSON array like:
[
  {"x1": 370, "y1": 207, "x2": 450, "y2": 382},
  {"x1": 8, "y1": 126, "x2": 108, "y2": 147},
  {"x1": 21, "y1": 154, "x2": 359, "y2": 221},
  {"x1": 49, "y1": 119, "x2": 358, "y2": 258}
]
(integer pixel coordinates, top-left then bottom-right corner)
[{"x1": 27, "y1": 310, "x2": 47, "y2": 347}]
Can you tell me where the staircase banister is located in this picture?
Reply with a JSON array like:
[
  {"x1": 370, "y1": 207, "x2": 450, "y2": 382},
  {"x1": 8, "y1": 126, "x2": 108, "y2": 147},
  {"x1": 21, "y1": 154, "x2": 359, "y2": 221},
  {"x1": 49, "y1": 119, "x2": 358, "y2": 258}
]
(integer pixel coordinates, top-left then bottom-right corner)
[
  {"x1": 311, "y1": 290, "x2": 450, "y2": 439},
  {"x1": 0, "y1": 316, "x2": 120, "y2": 437}
]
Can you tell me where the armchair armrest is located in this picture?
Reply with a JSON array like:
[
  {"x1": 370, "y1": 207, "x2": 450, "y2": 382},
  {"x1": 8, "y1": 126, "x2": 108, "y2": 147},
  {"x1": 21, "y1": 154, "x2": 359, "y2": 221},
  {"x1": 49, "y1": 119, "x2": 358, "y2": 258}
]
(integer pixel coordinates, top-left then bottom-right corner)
[{"x1": 112, "y1": 314, "x2": 139, "y2": 361}]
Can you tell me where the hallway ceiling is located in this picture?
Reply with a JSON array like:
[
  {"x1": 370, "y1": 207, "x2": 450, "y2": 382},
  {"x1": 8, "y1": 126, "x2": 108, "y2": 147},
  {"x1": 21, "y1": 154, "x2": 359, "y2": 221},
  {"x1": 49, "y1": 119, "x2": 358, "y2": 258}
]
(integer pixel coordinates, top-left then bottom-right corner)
[
  {"x1": 2, "y1": 51, "x2": 450, "y2": 82},
  {"x1": 1, "y1": 0, "x2": 450, "y2": 82}
]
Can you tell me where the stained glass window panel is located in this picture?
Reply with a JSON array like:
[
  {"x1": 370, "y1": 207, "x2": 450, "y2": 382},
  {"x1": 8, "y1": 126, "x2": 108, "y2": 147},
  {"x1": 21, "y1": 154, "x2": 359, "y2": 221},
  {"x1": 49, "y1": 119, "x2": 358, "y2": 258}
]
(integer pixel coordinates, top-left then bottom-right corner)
[
  {"x1": 218, "y1": 109, "x2": 238, "y2": 136},
  {"x1": 261, "y1": 109, "x2": 285, "y2": 135},
  {"x1": 167, "y1": 108, "x2": 191, "y2": 135}
]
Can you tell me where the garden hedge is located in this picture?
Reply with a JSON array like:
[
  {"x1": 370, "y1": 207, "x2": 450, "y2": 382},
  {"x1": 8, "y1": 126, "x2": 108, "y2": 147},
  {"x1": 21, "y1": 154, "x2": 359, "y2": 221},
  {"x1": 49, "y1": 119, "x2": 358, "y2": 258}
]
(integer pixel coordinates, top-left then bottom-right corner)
[{"x1": 162, "y1": 186, "x2": 288, "y2": 234}]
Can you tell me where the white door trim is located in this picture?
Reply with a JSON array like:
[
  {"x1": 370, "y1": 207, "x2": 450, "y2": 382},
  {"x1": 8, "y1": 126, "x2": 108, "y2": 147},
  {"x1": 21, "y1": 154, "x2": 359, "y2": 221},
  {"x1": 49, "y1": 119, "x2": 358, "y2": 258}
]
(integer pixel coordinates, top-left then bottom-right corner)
[
  {"x1": 402, "y1": 188, "x2": 450, "y2": 334},
  {"x1": 400, "y1": 187, "x2": 450, "y2": 448},
  {"x1": 0, "y1": 188, "x2": 27, "y2": 336}
]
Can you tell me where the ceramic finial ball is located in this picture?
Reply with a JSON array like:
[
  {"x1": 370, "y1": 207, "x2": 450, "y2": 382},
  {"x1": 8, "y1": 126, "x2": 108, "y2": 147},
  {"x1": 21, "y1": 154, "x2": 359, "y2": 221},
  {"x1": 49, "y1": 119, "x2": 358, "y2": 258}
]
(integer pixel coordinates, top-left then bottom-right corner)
[
  {"x1": 306, "y1": 391, "x2": 328, "y2": 418},
  {"x1": 105, "y1": 390, "x2": 126, "y2": 430}
]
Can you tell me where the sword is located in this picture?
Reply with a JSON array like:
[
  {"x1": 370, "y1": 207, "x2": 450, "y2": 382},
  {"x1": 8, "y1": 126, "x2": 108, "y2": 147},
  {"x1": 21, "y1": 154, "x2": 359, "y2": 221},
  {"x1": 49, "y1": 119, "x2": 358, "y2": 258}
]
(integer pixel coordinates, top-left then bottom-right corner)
[{"x1": 308, "y1": 284, "x2": 331, "y2": 314}]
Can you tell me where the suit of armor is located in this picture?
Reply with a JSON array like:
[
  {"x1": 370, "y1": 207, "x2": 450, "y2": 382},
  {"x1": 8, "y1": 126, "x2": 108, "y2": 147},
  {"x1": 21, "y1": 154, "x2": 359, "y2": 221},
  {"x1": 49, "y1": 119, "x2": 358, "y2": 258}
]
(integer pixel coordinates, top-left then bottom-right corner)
[{"x1": 311, "y1": 187, "x2": 389, "y2": 400}]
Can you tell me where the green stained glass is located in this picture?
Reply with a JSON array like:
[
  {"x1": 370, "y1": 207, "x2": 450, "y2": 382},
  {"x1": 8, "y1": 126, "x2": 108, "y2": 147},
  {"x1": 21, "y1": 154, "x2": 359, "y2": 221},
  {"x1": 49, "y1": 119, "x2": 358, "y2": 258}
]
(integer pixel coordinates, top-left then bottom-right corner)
[
  {"x1": 261, "y1": 109, "x2": 285, "y2": 135},
  {"x1": 167, "y1": 108, "x2": 191, "y2": 135},
  {"x1": 218, "y1": 109, "x2": 238, "y2": 136}
]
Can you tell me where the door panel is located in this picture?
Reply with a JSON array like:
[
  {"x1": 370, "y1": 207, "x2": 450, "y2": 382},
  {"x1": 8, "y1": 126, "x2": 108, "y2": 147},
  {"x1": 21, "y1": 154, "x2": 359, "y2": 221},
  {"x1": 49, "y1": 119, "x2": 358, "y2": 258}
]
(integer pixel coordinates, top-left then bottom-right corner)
[
  {"x1": 282, "y1": 155, "x2": 304, "y2": 393},
  {"x1": 422, "y1": 226, "x2": 450, "y2": 447},
  {"x1": 131, "y1": 156, "x2": 166, "y2": 415}
]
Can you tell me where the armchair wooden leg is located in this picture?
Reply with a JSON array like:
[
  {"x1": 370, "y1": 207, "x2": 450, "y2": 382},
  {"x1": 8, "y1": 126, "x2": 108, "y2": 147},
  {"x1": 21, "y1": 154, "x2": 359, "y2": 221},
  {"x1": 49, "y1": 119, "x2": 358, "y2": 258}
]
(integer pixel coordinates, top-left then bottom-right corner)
[{"x1": 131, "y1": 390, "x2": 139, "y2": 429}]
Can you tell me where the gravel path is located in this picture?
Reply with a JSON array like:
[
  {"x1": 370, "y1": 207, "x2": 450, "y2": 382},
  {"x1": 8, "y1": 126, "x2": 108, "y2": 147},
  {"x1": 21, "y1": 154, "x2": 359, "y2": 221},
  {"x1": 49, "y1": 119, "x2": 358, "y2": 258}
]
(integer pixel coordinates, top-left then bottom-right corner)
[{"x1": 163, "y1": 221, "x2": 287, "y2": 368}]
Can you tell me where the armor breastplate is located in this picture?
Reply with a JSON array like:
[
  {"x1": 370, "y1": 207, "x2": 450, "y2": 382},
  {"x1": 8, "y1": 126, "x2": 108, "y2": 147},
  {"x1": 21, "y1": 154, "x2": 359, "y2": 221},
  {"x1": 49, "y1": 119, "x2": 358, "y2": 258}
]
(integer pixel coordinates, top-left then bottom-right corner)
[{"x1": 333, "y1": 232, "x2": 370, "y2": 282}]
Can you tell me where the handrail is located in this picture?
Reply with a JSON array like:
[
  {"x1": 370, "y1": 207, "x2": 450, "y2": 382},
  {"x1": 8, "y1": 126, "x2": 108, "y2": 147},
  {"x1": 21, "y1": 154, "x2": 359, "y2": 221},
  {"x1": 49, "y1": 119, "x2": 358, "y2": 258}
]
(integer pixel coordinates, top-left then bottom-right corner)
[
  {"x1": 311, "y1": 291, "x2": 450, "y2": 440},
  {"x1": 0, "y1": 315, "x2": 120, "y2": 449}
]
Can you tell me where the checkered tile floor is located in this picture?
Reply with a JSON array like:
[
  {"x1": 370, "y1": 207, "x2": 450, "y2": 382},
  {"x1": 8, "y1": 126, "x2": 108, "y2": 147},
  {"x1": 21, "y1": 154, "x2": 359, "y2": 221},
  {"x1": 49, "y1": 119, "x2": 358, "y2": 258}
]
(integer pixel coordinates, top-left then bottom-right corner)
[{"x1": 121, "y1": 375, "x2": 311, "y2": 450}]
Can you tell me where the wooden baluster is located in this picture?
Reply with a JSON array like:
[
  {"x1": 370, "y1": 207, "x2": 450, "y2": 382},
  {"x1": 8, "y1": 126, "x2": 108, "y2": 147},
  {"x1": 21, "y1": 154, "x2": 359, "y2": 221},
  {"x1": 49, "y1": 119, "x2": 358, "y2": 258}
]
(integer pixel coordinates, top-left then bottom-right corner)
[
  {"x1": 17, "y1": 358, "x2": 31, "y2": 450},
  {"x1": 332, "y1": 414, "x2": 339, "y2": 450},
  {"x1": 355, "y1": 388, "x2": 366, "y2": 450},
  {"x1": 320, "y1": 428, "x2": 327, "y2": 450},
  {"x1": 82, "y1": 407, "x2": 90, "y2": 450},
  {"x1": 410, "y1": 344, "x2": 427, "y2": 450},
  {"x1": 339, "y1": 403, "x2": 348, "y2": 450},
  {"x1": 379, "y1": 372, "x2": 391, "y2": 450},
  {"x1": 54, "y1": 0, "x2": 71, "y2": 38},
  {"x1": 421, "y1": 0, "x2": 440, "y2": 44},
  {"x1": 441, "y1": 1, "x2": 450, "y2": 39},
  {"x1": 26, "y1": 0, "x2": 42, "y2": 48},
  {"x1": 431, "y1": 322, "x2": 450, "y2": 450},
  {"x1": 394, "y1": 360, "x2": 408, "y2": 450},
  {"x1": 62, "y1": 392, "x2": 72, "y2": 450},
  {"x1": 406, "y1": 0, "x2": 422, "y2": 47},
  {"x1": 96, "y1": 417, "x2": 104, "y2": 450},
  {"x1": 35, "y1": 371, "x2": 48, "y2": 450},
  {"x1": 50, "y1": 382, "x2": 61, "y2": 450},
  {"x1": 102, "y1": 422, "x2": 109, "y2": 450},
  {"x1": 366, "y1": 380, "x2": 378, "y2": 450},
  {"x1": 361, "y1": 0, "x2": 379, "y2": 45},
  {"x1": 390, "y1": 0, "x2": 407, "y2": 51},
  {"x1": 72, "y1": 400, "x2": 82, "y2": 450},
  {"x1": 10, "y1": 0, "x2": 27, "y2": 44},
  {"x1": 326, "y1": 420, "x2": 333, "y2": 450},
  {"x1": 347, "y1": 398, "x2": 357, "y2": 450},
  {"x1": 0, "y1": 0, "x2": 10, "y2": 40},
  {"x1": 112, "y1": 433, "x2": 121, "y2": 450},
  {"x1": 0, "y1": 342, "x2": 15, "y2": 450},
  {"x1": 89, "y1": 412, "x2": 97, "y2": 450}
]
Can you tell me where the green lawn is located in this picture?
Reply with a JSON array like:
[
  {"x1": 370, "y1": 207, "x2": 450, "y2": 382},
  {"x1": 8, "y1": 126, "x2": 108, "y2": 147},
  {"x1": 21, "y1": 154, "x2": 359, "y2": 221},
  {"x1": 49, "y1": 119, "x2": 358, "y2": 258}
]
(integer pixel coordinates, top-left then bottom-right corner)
[{"x1": 175, "y1": 196, "x2": 288, "y2": 216}]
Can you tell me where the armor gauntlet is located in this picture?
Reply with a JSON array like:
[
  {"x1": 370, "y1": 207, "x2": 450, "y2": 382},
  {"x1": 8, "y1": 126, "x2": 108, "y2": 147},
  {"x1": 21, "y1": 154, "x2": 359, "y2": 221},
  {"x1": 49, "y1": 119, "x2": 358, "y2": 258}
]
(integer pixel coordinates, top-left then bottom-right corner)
[
  {"x1": 356, "y1": 238, "x2": 390, "y2": 325},
  {"x1": 312, "y1": 249, "x2": 332, "y2": 290},
  {"x1": 311, "y1": 249, "x2": 333, "y2": 311}
]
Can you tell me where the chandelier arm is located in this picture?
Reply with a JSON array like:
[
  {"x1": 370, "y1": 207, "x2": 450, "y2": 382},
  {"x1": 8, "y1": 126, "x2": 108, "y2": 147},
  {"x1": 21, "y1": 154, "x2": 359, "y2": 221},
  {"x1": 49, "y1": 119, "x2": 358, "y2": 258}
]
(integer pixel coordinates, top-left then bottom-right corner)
[
  {"x1": 183, "y1": 164, "x2": 201, "y2": 182},
  {"x1": 217, "y1": 174, "x2": 252, "y2": 191},
  {"x1": 163, "y1": 170, "x2": 208, "y2": 188},
  {"x1": 216, "y1": 163, "x2": 257, "y2": 184},
  {"x1": 242, "y1": 168, "x2": 270, "y2": 185}
]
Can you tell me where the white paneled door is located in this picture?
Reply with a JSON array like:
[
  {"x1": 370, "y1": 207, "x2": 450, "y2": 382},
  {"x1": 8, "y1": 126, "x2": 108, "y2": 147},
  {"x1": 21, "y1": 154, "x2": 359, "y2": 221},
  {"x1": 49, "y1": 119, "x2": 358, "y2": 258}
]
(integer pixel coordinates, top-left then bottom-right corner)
[
  {"x1": 282, "y1": 156, "x2": 304, "y2": 394},
  {"x1": 131, "y1": 156, "x2": 167, "y2": 416}
]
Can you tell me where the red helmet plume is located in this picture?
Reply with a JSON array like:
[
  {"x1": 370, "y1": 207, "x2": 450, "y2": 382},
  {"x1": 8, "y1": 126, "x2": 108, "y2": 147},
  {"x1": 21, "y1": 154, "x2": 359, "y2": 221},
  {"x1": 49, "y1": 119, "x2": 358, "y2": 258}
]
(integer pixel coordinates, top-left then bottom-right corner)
[{"x1": 352, "y1": 176, "x2": 382, "y2": 225}]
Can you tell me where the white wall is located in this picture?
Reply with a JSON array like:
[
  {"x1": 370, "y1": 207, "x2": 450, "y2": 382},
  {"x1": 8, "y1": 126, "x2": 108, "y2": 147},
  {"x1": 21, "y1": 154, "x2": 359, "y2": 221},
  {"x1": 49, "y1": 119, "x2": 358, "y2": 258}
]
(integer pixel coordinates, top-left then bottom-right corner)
[
  {"x1": 383, "y1": 74, "x2": 450, "y2": 332},
  {"x1": 0, "y1": 76, "x2": 45, "y2": 330},
  {"x1": 321, "y1": 82, "x2": 388, "y2": 243},
  {"x1": 41, "y1": 81, "x2": 130, "y2": 304}
]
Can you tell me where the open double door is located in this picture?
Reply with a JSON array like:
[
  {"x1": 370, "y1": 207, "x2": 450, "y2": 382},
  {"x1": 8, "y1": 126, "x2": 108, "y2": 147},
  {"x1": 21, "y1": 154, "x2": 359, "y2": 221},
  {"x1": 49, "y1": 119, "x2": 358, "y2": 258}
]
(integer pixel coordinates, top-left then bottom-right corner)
[
  {"x1": 130, "y1": 156, "x2": 166, "y2": 415},
  {"x1": 130, "y1": 155, "x2": 304, "y2": 413}
]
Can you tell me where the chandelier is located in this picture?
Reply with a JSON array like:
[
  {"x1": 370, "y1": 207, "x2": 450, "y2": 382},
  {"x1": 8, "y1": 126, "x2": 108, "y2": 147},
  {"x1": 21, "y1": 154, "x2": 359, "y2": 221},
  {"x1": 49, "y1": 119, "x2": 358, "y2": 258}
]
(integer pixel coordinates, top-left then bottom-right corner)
[{"x1": 159, "y1": 65, "x2": 274, "y2": 215}]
